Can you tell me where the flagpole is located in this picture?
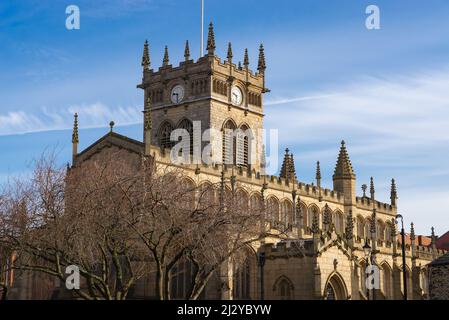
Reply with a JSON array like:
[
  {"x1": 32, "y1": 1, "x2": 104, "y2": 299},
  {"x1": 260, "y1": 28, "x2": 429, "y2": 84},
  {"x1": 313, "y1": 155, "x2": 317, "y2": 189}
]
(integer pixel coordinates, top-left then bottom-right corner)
[{"x1": 201, "y1": 0, "x2": 204, "y2": 57}]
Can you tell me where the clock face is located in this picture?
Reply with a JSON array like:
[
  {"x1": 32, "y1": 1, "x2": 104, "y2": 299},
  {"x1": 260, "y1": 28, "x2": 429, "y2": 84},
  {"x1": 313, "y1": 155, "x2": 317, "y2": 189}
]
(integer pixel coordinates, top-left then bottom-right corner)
[
  {"x1": 171, "y1": 85, "x2": 185, "y2": 104},
  {"x1": 231, "y1": 86, "x2": 243, "y2": 106}
]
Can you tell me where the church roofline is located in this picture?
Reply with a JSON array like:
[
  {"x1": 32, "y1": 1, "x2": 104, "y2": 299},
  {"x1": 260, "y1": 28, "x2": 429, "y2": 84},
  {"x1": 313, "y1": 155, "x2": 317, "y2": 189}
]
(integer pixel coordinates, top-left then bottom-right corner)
[{"x1": 75, "y1": 131, "x2": 144, "y2": 164}]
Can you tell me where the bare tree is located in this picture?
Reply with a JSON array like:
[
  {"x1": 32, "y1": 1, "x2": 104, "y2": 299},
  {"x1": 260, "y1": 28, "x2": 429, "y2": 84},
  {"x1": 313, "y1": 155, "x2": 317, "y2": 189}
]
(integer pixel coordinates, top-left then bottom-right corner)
[
  {"x1": 0, "y1": 152, "x2": 148, "y2": 300},
  {"x1": 132, "y1": 159, "x2": 280, "y2": 300},
  {"x1": 1, "y1": 151, "x2": 287, "y2": 300}
]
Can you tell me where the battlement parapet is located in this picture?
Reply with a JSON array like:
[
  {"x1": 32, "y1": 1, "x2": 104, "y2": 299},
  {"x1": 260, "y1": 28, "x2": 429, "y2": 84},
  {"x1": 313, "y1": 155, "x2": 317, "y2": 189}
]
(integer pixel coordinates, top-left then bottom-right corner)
[
  {"x1": 356, "y1": 196, "x2": 395, "y2": 214},
  {"x1": 148, "y1": 146, "x2": 395, "y2": 207}
]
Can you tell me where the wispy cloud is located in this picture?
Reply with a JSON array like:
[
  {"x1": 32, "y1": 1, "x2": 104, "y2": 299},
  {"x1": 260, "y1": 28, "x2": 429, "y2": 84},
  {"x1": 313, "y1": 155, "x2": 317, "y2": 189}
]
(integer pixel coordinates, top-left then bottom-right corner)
[
  {"x1": 264, "y1": 67, "x2": 449, "y2": 234},
  {"x1": 0, "y1": 103, "x2": 142, "y2": 136}
]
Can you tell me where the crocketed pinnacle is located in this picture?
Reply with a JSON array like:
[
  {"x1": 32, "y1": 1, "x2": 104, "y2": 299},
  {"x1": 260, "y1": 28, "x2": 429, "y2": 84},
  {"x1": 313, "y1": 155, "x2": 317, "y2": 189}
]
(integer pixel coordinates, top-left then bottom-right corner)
[
  {"x1": 333, "y1": 140, "x2": 355, "y2": 179},
  {"x1": 390, "y1": 178, "x2": 398, "y2": 206},
  {"x1": 72, "y1": 113, "x2": 79, "y2": 144},
  {"x1": 431, "y1": 227, "x2": 436, "y2": 245},
  {"x1": 410, "y1": 222, "x2": 415, "y2": 241},
  {"x1": 141, "y1": 40, "x2": 150, "y2": 70},
  {"x1": 311, "y1": 210, "x2": 320, "y2": 234},
  {"x1": 257, "y1": 43, "x2": 266, "y2": 73},
  {"x1": 227, "y1": 42, "x2": 233, "y2": 61},
  {"x1": 296, "y1": 196, "x2": 302, "y2": 220},
  {"x1": 279, "y1": 148, "x2": 297, "y2": 181},
  {"x1": 243, "y1": 48, "x2": 249, "y2": 68},
  {"x1": 345, "y1": 209, "x2": 354, "y2": 240},
  {"x1": 162, "y1": 46, "x2": 169, "y2": 66},
  {"x1": 316, "y1": 161, "x2": 321, "y2": 181},
  {"x1": 206, "y1": 22, "x2": 216, "y2": 55},
  {"x1": 323, "y1": 204, "x2": 331, "y2": 227},
  {"x1": 184, "y1": 40, "x2": 190, "y2": 60},
  {"x1": 144, "y1": 97, "x2": 152, "y2": 131}
]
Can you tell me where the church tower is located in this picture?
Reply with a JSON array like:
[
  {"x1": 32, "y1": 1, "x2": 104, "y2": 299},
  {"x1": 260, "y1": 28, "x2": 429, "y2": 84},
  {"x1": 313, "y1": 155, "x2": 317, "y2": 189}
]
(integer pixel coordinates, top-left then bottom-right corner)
[{"x1": 137, "y1": 23, "x2": 268, "y2": 171}]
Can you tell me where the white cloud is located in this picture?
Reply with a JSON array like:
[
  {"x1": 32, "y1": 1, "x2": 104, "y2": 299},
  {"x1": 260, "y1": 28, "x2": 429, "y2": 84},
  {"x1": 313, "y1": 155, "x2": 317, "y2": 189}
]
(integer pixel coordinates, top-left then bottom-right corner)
[
  {"x1": 264, "y1": 67, "x2": 449, "y2": 234},
  {"x1": 0, "y1": 103, "x2": 142, "y2": 136},
  {"x1": 1, "y1": 67, "x2": 448, "y2": 233}
]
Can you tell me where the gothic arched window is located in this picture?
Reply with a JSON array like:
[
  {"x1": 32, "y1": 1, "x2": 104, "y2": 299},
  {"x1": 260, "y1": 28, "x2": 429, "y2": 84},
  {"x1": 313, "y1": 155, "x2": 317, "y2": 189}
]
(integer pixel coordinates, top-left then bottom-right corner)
[
  {"x1": 274, "y1": 276, "x2": 294, "y2": 300},
  {"x1": 381, "y1": 263, "x2": 393, "y2": 299},
  {"x1": 222, "y1": 120, "x2": 237, "y2": 165},
  {"x1": 249, "y1": 194, "x2": 263, "y2": 213},
  {"x1": 385, "y1": 223, "x2": 392, "y2": 242},
  {"x1": 266, "y1": 197, "x2": 279, "y2": 225},
  {"x1": 236, "y1": 124, "x2": 251, "y2": 168},
  {"x1": 357, "y1": 216, "x2": 365, "y2": 239},
  {"x1": 307, "y1": 206, "x2": 319, "y2": 233},
  {"x1": 325, "y1": 283, "x2": 336, "y2": 300},
  {"x1": 177, "y1": 119, "x2": 194, "y2": 155},
  {"x1": 158, "y1": 121, "x2": 174, "y2": 149},
  {"x1": 236, "y1": 190, "x2": 249, "y2": 213},
  {"x1": 179, "y1": 179, "x2": 196, "y2": 210},
  {"x1": 233, "y1": 257, "x2": 251, "y2": 300},
  {"x1": 199, "y1": 183, "x2": 215, "y2": 210},
  {"x1": 334, "y1": 211, "x2": 344, "y2": 234},
  {"x1": 222, "y1": 120, "x2": 252, "y2": 168},
  {"x1": 171, "y1": 257, "x2": 194, "y2": 300},
  {"x1": 365, "y1": 220, "x2": 372, "y2": 240},
  {"x1": 280, "y1": 200, "x2": 293, "y2": 226},
  {"x1": 377, "y1": 220, "x2": 385, "y2": 241}
]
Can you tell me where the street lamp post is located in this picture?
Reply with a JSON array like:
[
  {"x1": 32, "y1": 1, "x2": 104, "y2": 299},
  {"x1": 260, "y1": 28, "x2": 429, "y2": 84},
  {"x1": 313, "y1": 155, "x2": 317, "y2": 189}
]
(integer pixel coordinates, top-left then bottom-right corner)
[
  {"x1": 363, "y1": 239, "x2": 371, "y2": 300},
  {"x1": 258, "y1": 252, "x2": 266, "y2": 300},
  {"x1": 396, "y1": 214, "x2": 407, "y2": 301}
]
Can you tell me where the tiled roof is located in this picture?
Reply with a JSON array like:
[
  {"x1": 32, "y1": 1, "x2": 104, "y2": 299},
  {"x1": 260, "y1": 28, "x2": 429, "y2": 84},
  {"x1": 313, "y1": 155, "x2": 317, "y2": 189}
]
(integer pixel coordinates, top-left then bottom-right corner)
[
  {"x1": 436, "y1": 230, "x2": 449, "y2": 250},
  {"x1": 398, "y1": 234, "x2": 432, "y2": 246}
]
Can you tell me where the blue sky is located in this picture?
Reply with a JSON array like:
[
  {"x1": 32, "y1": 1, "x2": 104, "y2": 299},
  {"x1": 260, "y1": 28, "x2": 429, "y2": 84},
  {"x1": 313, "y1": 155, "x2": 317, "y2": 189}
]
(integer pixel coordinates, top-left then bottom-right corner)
[{"x1": 1, "y1": 0, "x2": 449, "y2": 234}]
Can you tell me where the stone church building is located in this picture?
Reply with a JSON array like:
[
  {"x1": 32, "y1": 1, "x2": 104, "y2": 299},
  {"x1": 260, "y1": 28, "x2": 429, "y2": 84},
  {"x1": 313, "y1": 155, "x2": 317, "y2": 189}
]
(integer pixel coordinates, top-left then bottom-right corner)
[{"x1": 5, "y1": 24, "x2": 446, "y2": 300}]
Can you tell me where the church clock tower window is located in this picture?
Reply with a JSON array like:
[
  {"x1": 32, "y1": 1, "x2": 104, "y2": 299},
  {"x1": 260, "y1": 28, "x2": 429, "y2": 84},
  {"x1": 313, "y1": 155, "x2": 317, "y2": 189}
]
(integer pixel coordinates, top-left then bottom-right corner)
[
  {"x1": 177, "y1": 119, "x2": 194, "y2": 155},
  {"x1": 159, "y1": 121, "x2": 174, "y2": 149},
  {"x1": 222, "y1": 120, "x2": 237, "y2": 165}
]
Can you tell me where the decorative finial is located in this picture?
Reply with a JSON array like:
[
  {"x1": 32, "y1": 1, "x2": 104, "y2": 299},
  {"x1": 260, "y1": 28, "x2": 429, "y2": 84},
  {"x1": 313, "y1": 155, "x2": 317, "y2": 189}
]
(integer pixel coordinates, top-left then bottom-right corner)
[
  {"x1": 333, "y1": 140, "x2": 355, "y2": 179},
  {"x1": 410, "y1": 222, "x2": 415, "y2": 241},
  {"x1": 184, "y1": 40, "x2": 190, "y2": 61},
  {"x1": 279, "y1": 148, "x2": 297, "y2": 181},
  {"x1": 243, "y1": 48, "x2": 249, "y2": 68},
  {"x1": 238, "y1": 61, "x2": 242, "y2": 70},
  {"x1": 162, "y1": 46, "x2": 169, "y2": 66},
  {"x1": 316, "y1": 161, "x2": 321, "y2": 181},
  {"x1": 72, "y1": 113, "x2": 79, "y2": 144},
  {"x1": 258, "y1": 43, "x2": 266, "y2": 74},
  {"x1": 144, "y1": 97, "x2": 152, "y2": 131},
  {"x1": 311, "y1": 209, "x2": 319, "y2": 234},
  {"x1": 345, "y1": 209, "x2": 354, "y2": 240},
  {"x1": 141, "y1": 40, "x2": 150, "y2": 70},
  {"x1": 370, "y1": 210, "x2": 377, "y2": 235},
  {"x1": 290, "y1": 154, "x2": 295, "y2": 180},
  {"x1": 109, "y1": 121, "x2": 115, "y2": 132},
  {"x1": 370, "y1": 177, "x2": 375, "y2": 199},
  {"x1": 296, "y1": 196, "x2": 302, "y2": 222},
  {"x1": 206, "y1": 22, "x2": 216, "y2": 55},
  {"x1": 323, "y1": 204, "x2": 331, "y2": 228},
  {"x1": 362, "y1": 184, "x2": 367, "y2": 198},
  {"x1": 390, "y1": 218, "x2": 397, "y2": 239},
  {"x1": 431, "y1": 227, "x2": 436, "y2": 244},
  {"x1": 390, "y1": 178, "x2": 398, "y2": 206},
  {"x1": 227, "y1": 42, "x2": 233, "y2": 62}
]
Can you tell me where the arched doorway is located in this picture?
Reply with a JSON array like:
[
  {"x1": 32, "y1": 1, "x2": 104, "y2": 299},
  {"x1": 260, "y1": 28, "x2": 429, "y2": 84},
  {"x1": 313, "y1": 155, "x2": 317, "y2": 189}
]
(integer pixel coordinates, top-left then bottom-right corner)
[{"x1": 324, "y1": 273, "x2": 348, "y2": 300}]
